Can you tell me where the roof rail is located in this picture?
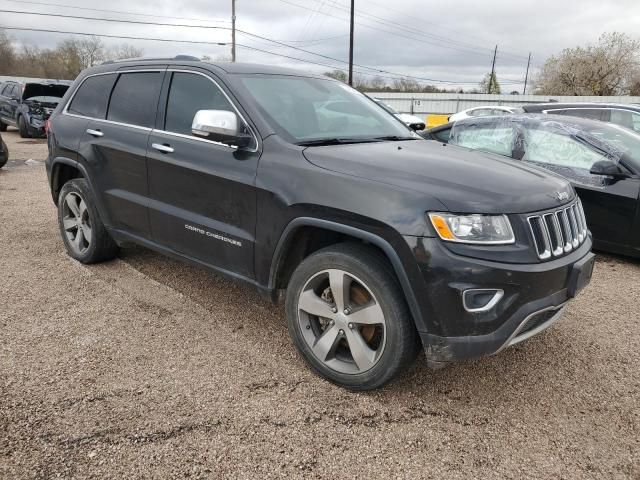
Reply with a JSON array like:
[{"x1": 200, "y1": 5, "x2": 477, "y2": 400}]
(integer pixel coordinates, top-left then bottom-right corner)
[{"x1": 101, "y1": 55, "x2": 201, "y2": 65}]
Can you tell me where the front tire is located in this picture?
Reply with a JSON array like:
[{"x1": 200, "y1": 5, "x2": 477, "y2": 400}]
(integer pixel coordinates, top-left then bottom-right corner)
[
  {"x1": 0, "y1": 120, "x2": 7, "y2": 132},
  {"x1": 18, "y1": 116, "x2": 31, "y2": 138},
  {"x1": 57, "y1": 178, "x2": 119, "y2": 264},
  {"x1": 286, "y1": 243, "x2": 419, "y2": 390}
]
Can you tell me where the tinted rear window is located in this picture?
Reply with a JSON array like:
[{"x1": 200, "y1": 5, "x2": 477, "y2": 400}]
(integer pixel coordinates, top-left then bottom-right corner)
[
  {"x1": 107, "y1": 72, "x2": 163, "y2": 128},
  {"x1": 68, "y1": 74, "x2": 117, "y2": 119}
]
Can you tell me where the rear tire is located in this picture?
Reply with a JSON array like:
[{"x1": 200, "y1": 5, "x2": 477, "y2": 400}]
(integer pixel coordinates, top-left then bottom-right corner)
[
  {"x1": 285, "y1": 243, "x2": 419, "y2": 390},
  {"x1": 0, "y1": 120, "x2": 7, "y2": 132},
  {"x1": 18, "y1": 116, "x2": 31, "y2": 138},
  {"x1": 57, "y1": 178, "x2": 119, "y2": 264}
]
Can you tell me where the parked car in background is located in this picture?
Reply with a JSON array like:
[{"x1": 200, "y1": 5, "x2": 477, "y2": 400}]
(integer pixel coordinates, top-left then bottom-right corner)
[
  {"x1": 522, "y1": 102, "x2": 640, "y2": 133},
  {"x1": 46, "y1": 58, "x2": 593, "y2": 390},
  {"x1": 370, "y1": 97, "x2": 426, "y2": 130},
  {"x1": 0, "y1": 79, "x2": 72, "y2": 138},
  {"x1": 0, "y1": 132, "x2": 8, "y2": 168},
  {"x1": 448, "y1": 105, "x2": 522, "y2": 122},
  {"x1": 424, "y1": 115, "x2": 640, "y2": 257}
]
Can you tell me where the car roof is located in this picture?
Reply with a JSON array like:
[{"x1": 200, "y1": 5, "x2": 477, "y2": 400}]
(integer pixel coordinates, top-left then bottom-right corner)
[
  {"x1": 523, "y1": 102, "x2": 640, "y2": 112},
  {"x1": 86, "y1": 57, "x2": 326, "y2": 79}
]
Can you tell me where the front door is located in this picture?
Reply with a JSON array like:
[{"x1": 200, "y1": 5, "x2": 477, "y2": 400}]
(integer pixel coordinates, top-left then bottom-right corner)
[{"x1": 146, "y1": 70, "x2": 259, "y2": 278}]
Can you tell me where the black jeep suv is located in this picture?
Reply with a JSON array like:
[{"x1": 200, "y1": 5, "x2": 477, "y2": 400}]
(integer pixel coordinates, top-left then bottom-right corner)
[
  {"x1": 0, "y1": 79, "x2": 72, "y2": 137},
  {"x1": 46, "y1": 57, "x2": 595, "y2": 390}
]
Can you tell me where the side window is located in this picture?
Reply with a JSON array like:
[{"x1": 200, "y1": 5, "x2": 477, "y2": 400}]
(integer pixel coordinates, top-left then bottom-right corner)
[
  {"x1": 68, "y1": 74, "x2": 117, "y2": 119},
  {"x1": 469, "y1": 108, "x2": 492, "y2": 117},
  {"x1": 164, "y1": 72, "x2": 234, "y2": 136},
  {"x1": 432, "y1": 127, "x2": 451, "y2": 143},
  {"x1": 107, "y1": 72, "x2": 164, "y2": 128},
  {"x1": 523, "y1": 128, "x2": 608, "y2": 171},
  {"x1": 451, "y1": 125, "x2": 516, "y2": 157},
  {"x1": 610, "y1": 110, "x2": 640, "y2": 133},
  {"x1": 550, "y1": 109, "x2": 604, "y2": 121}
]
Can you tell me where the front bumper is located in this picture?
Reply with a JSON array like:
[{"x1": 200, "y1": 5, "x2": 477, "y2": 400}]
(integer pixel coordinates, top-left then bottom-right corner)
[
  {"x1": 402, "y1": 235, "x2": 594, "y2": 364},
  {"x1": 27, "y1": 116, "x2": 47, "y2": 136}
]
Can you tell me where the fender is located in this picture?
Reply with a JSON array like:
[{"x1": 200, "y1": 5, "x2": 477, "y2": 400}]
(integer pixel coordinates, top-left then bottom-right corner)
[{"x1": 268, "y1": 217, "x2": 427, "y2": 332}]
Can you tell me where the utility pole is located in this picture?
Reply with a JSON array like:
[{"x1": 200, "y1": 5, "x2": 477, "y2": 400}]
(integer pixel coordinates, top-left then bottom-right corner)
[
  {"x1": 348, "y1": 0, "x2": 354, "y2": 86},
  {"x1": 523, "y1": 52, "x2": 532, "y2": 95},
  {"x1": 488, "y1": 44, "x2": 497, "y2": 94},
  {"x1": 231, "y1": 0, "x2": 236, "y2": 62}
]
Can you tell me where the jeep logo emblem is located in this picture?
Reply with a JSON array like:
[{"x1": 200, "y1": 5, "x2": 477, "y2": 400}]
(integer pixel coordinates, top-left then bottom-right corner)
[{"x1": 556, "y1": 191, "x2": 570, "y2": 202}]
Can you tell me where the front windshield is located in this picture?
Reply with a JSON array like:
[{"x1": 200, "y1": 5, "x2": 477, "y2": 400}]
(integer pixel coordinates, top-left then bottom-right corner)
[{"x1": 239, "y1": 75, "x2": 414, "y2": 144}]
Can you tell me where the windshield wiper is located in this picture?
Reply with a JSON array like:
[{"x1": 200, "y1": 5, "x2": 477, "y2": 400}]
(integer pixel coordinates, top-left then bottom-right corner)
[
  {"x1": 296, "y1": 137, "x2": 381, "y2": 147},
  {"x1": 371, "y1": 135, "x2": 418, "y2": 141}
]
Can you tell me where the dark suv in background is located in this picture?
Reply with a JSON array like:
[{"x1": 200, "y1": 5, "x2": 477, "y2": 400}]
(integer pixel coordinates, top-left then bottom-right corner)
[
  {"x1": 0, "y1": 79, "x2": 72, "y2": 137},
  {"x1": 46, "y1": 57, "x2": 594, "y2": 390}
]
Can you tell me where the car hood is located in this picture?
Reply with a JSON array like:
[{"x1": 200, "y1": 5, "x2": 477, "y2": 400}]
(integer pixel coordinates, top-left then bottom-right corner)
[
  {"x1": 303, "y1": 139, "x2": 574, "y2": 214},
  {"x1": 22, "y1": 83, "x2": 69, "y2": 101}
]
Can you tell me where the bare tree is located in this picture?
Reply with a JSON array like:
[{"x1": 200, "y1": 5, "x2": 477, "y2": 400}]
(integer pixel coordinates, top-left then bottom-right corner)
[
  {"x1": 107, "y1": 44, "x2": 143, "y2": 61},
  {"x1": 324, "y1": 69, "x2": 348, "y2": 82},
  {"x1": 369, "y1": 76, "x2": 386, "y2": 90},
  {"x1": 0, "y1": 30, "x2": 16, "y2": 75},
  {"x1": 536, "y1": 32, "x2": 640, "y2": 95}
]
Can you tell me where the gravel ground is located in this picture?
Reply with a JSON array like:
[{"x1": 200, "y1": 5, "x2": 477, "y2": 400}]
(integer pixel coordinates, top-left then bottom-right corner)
[{"x1": 0, "y1": 129, "x2": 639, "y2": 479}]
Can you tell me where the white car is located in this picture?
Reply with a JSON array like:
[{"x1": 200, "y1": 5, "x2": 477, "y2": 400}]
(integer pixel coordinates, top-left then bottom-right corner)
[
  {"x1": 371, "y1": 98, "x2": 426, "y2": 130},
  {"x1": 449, "y1": 105, "x2": 521, "y2": 123}
]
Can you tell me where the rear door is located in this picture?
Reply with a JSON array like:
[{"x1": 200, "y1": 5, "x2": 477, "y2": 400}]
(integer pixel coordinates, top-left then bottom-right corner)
[
  {"x1": 146, "y1": 69, "x2": 260, "y2": 277},
  {"x1": 76, "y1": 69, "x2": 165, "y2": 238}
]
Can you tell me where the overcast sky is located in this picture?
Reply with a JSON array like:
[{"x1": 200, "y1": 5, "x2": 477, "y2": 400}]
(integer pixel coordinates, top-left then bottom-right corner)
[{"x1": 2, "y1": 0, "x2": 640, "y2": 90}]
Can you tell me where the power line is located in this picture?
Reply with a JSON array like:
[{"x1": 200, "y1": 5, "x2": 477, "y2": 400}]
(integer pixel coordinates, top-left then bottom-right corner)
[
  {"x1": 311, "y1": 0, "x2": 528, "y2": 60},
  {"x1": 0, "y1": 0, "x2": 230, "y2": 24},
  {"x1": 1, "y1": 24, "x2": 504, "y2": 87},
  {"x1": 0, "y1": 9, "x2": 522, "y2": 85},
  {"x1": 0, "y1": 0, "x2": 346, "y2": 45},
  {"x1": 277, "y1": 0, "x2": 529, "y2": 61}
]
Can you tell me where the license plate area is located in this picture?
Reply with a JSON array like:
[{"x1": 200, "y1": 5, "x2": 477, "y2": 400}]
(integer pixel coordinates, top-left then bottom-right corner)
[{"x1": 567, "y1": 253, "x2": 595, "y2": 298}]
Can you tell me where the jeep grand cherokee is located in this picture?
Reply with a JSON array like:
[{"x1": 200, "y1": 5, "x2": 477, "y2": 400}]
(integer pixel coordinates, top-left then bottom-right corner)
[{"x1": 46, "y1": 57, "x2": 595, "y2": 390}]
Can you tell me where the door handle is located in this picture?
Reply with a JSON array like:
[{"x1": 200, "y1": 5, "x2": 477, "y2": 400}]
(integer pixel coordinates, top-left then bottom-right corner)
[
  {"x1": 152, "y1": 143, "x2": 174, "y2": 154},
  {"x1": 86, "y1": 129, "x2": 103, "y2": 137}
]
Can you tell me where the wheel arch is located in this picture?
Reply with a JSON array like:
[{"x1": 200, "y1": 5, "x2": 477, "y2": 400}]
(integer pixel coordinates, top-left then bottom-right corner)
[
  {"x1": 50, "y1": 157, "x2": 87, "y2": 204},
  {"x1": 269, "y1": 217, "x2": 426, "y2": 332}
]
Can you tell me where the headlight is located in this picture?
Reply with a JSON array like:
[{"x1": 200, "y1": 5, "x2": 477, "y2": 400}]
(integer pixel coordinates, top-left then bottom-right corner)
[{"x1": 428, "y1": 213, "x2": 515, "y2": 244}]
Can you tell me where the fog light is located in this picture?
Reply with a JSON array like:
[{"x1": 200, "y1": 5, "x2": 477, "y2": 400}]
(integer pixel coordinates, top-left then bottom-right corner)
[{"x1": 462, "y1": 289, "x2": 504, "y2": 312}]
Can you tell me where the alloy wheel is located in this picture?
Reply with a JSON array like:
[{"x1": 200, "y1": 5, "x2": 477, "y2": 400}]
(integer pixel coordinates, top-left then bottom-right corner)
[
  {"x1": 62, "y1": 192, "x2": 92, "y2": 255},
  {"x1": 297, "y1": 269, "x2": 387, "y2": 374}
]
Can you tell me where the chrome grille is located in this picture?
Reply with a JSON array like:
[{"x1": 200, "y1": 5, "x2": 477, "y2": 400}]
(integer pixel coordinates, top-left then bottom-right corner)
[{"x1": 528, "y1": 201, "x2": 588, "y2": 260}]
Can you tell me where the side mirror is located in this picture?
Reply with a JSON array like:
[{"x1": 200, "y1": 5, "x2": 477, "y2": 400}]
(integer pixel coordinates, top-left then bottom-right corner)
[
  {"x1": 589, "y1": 160, "x2": 628, "y2": 178},
  {"x1": 191, "y1": 110, "x2": 252, "y2": 148},
  {"x1": 408, "y1": 122, "x2": 425, "y2": 131}
]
